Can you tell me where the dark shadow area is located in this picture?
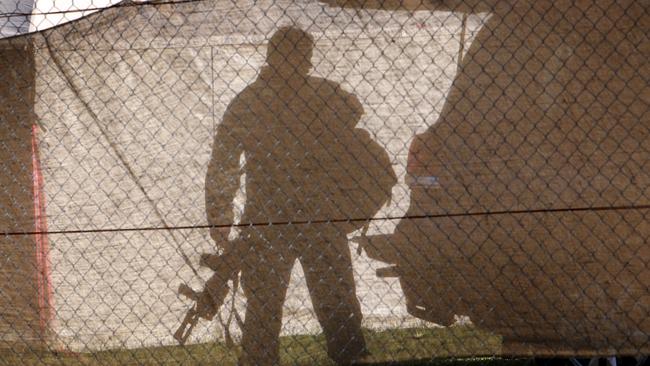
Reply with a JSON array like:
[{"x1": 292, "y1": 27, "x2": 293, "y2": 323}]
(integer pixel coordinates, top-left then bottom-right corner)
[
  {"x1": 202, "y1": 26, "x2": 397, "y2": 366},
  {"x1": 322, "y1": 0, "x2": 650, "y2": 356},
  {"x1": 0, "y1": 41, "x2": 47, "y2": 347}
]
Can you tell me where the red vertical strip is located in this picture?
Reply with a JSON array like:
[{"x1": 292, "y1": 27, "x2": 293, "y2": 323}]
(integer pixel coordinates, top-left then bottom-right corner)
[{"x1": 31, "y1": 124, "x2": 54, "y2": 339}]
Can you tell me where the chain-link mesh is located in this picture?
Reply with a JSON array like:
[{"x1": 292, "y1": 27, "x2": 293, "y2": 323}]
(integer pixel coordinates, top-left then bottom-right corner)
[{"x1": 0, "y1": 0, "x2": 648, "y2": 364}]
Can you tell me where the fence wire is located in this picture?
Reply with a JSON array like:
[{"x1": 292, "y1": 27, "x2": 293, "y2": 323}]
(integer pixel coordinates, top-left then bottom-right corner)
[{"x1": 0, "y1": 0, "x2": 648, "y2": 365}]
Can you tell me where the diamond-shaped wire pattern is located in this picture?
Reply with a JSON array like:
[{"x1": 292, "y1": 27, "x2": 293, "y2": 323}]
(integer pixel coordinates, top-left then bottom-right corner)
[{"x1": 0, "y1": 0, "x2": 648, "y2": 365}]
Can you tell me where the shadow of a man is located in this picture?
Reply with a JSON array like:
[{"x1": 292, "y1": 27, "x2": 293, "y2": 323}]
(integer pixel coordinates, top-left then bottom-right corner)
[{"x1": 205, "y1": 26, "x2": 396, "y2": 365}]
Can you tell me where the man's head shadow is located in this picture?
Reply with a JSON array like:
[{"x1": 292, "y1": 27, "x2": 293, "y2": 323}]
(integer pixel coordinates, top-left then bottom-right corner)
[
  {"x1": 253, "y1": 26, "x2": 366, "y2": 137},
  {"x1": 263, "y1": 26, "x2": 315, "y2": 80}
]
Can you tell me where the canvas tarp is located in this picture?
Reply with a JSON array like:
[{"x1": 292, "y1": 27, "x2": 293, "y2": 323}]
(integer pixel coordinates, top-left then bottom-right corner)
[{"x1": 0, "y1": 0, "x2": 647, "y2": 357}]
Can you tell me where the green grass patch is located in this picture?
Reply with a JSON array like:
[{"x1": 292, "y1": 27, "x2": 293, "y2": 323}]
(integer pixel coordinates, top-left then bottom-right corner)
[{"x1": 1, "y1": 326, "x2": 509, "y2": 365}]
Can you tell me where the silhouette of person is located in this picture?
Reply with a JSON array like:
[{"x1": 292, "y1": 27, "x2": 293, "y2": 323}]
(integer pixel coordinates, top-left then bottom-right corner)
[{"x1": 205, "y1": 26, "x2": 396, "y2": 365}]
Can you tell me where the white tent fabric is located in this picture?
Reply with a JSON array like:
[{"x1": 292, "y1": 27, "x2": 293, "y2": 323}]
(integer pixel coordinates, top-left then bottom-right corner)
[
  {"x1": 15, "y1": 0, "x2": 484, "y2": 351},
  {"x1": 0, "y1": 0, "x2": 122, "y2": 38},
  {"x1": 29, "y1": 0, "x2": 122, "y2": 32}
]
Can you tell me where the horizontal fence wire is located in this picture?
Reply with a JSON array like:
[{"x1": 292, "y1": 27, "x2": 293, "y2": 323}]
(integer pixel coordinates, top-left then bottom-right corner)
[
  {"x1": 0, "y1": 0, "x2": 648, "y2": 365},
  {"x1": 2, "y1": 204, "x2": 649, "y2": 237}
]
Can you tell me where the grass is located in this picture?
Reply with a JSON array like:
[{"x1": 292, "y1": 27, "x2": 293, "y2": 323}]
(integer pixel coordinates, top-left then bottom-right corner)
[{"x1": 0, "y1": 325, "x2": 522, "y2": 366}]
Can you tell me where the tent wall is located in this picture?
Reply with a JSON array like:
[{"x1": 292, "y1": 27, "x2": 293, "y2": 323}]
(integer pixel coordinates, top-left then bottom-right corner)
[
  {"x1": 22, "y1": 1, "x2": 483, "y2": 351},
  {"x1": 0, "y1": 0, "x2": 646, "y2": 358}
]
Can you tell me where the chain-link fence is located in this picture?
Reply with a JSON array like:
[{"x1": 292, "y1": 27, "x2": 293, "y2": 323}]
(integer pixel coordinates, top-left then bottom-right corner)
[{"x1": 0, "y1": 0, "x2": 648, "y2": 365}]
